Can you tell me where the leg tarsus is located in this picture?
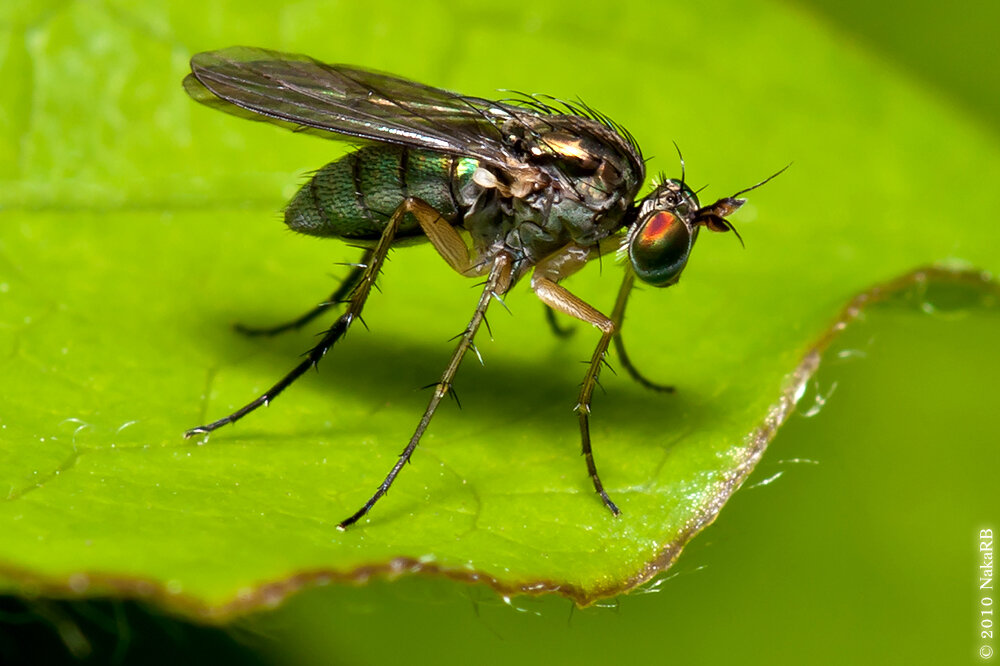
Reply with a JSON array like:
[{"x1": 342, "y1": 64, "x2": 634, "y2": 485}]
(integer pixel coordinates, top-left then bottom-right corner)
[
  {"x1": 338, "y1": 252, "x2": 513, "y2": 529},
  {"x1": 544, "y1": 306, "x2": 575, "y2": 339},
  {"x1": 577, "y1": 407, "x2": 621, "y2": 515},
  {"x1": 185, "y1": 209, "x2": 402, "y2": 437},
  {"x1": 233, "y1": 299, "x2": 341, "y2": 338},
  {"x1": 613, "y1": 334, "x2": 675, "y2": 393},
  {"x1": 575, "y1": 331, "x2": 622, "y2": 516},
  {"x1": 233, "y1": 250, "x2": 373, "y2": 337},
  {"x1": 609, "y1": 270, "x2": 675, "y2": 393},
  {"x1": 184, "y1": 318, "x2": 347, "y2": 437}
]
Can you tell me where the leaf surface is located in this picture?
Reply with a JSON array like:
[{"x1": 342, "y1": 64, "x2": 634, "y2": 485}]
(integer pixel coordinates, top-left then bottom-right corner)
[{"x1": 0, "y1": 0, "x2": 997, "y2": 616}]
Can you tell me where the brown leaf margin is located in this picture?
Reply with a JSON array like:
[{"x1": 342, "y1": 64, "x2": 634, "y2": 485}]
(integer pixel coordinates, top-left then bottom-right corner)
[{"x1": 0, "y1": 264, "x2": 995, "y2": 622}]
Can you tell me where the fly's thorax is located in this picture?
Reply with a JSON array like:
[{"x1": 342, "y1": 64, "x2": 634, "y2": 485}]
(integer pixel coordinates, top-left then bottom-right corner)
[
  {"x1": 283, "y1": 145, "x2": 482, "y2": 240},
  {"x1": 506, "y1": 114, "x2": 644, "y2": 198},
  {"x1": 466, "y1": 114, "x2": 644, "y2": 260},
  {"x1": 490, "y1": 188, "x2": 628, "y2": 267},
  {"x1": 465, "y1": 162, "x2": 634, "y2": 264}
]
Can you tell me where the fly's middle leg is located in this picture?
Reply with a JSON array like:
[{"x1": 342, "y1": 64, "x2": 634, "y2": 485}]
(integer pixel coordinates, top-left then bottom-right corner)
[
  {"x1": 234, "y1": 249, "x2": 374, "y2": 337},
  {"x1": 338, "y1": 251, "x2": 513, "y2": 529},
  {"x1": 185, "y1": 199, "x2": 424, "y2": 438},
  {"x1": 530, "y1": 242, "x2": 622, "y2": 516}
]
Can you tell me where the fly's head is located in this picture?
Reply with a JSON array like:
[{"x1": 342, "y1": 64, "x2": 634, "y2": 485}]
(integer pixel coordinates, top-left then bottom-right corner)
[
  {"x1": 623, "y1": 178, "x2": 733, "y2": 288},
  {"x1": 624, "y1": 165, "x2": 788, "y2": 287}
]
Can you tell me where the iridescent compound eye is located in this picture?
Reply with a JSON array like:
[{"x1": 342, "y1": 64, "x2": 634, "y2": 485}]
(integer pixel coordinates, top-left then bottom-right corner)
[{"x1": 628, "y1": 211, "x2": 693, "y2": 287}]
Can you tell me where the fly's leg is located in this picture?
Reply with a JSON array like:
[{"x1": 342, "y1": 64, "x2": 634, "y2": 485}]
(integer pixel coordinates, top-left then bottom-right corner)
[
  {"x1": 234, "y1": 192, "x2": 468, "y2": 341},
  {"x1": 610, "y1": 271, "x2": 675, "y2": 393},
  {"x1": 544, "y1": 306, "x2": 575, "y2": 339},
  {"x1": 406, "y1": 198, "x2": 488, "y2": 277},
  {"x1": 234, "y1": 250, "x2": 374, "y2": 337},
  {"x1": 531, "y1": 243, "x2": 621, "y2": 516},
  {"x1": 184, "y1": 200, "x2": 419, "y2": 438},
  {"x1": 338, "y1": 251, "x2": 513, "y2": 529}
]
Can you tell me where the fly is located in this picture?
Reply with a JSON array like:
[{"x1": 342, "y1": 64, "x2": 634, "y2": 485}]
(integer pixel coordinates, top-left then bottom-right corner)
[{"x1": 182, "y1": 47, "x2": 785, "y2": 529}]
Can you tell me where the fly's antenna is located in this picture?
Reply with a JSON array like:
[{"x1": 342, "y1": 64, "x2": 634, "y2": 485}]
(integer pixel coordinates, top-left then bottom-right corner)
[
  {"x1": 692, "y1": 163, "x2": 790, "y2": 250},
  {"x1": 729, "y1": 163, "x2": 791, "y2": 199}
]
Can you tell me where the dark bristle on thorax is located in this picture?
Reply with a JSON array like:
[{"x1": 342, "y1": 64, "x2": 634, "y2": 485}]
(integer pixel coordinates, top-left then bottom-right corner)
[{"x1": 500, "y1": 91, "x2": 643, "y2": 162}]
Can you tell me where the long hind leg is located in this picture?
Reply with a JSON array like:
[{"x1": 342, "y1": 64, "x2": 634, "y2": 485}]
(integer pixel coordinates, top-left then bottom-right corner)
[
  {"x1": 338, "y1": 251, "x2": 513, "y2": 529},
  {"x1": 234, "y1": 249, "x2": 374, "y2": 337},
  {"x1": 185, "y1": 200, "x2": 421, "y2": 438}
]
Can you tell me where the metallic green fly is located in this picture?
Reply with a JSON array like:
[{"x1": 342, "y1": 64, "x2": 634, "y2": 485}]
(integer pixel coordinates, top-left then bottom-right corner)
[{"x1": 183, "y1": 47, "x2": 783, "y2": 529}]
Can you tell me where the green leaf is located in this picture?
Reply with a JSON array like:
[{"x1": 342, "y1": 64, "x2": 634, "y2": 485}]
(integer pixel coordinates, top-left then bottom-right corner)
[{"x1": 1, "y1": 0, "x2": 997, "y2": 618}]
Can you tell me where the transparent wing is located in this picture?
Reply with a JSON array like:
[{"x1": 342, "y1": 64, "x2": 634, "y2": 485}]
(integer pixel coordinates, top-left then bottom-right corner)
[{"x1": 184, "y1": 46, "x2": 528, "y2": 168}]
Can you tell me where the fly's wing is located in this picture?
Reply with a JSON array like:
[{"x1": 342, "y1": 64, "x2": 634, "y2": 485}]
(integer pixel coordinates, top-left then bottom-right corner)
[{"x1": 184, "y1": 46, "x2": 527, "y2": 169}]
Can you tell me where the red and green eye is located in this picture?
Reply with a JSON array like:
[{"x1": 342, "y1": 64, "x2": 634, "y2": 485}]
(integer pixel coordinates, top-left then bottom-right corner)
[{"x1": 628, "y1": 211, "x2": 692, "y2": 287}]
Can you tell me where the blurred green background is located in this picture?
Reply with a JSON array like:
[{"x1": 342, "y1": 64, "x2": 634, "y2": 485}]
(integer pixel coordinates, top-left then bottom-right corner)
[{"x1": 1, "y1": 0, "x2": 998, "y2": 664}]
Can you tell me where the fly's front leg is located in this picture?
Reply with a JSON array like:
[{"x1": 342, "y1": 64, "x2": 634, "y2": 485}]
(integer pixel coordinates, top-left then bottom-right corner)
[
  {"x1": 185, "y1": 199, "x2": 422, "y2": 438},
  {"x1": 544, "y1": 306, "x2": 575, "y2": 338},
  {"x1": 235, "y1": 249, "x2": 374, "y2": 337},
  {"x1": 610, "y1": 270, "x2": 675, "y2": 393},
  {"x1": 531, "y1": 243, "x2": 621, "y2": 516},
  {"x1": 338, "y1": 251, "x2": 513, "y2": 529}
]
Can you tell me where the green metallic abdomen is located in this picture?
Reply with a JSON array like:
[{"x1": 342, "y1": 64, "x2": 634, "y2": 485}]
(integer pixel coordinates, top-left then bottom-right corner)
[{"x1": 284, "y1": 145, "x2": 478, "y2": 240}]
